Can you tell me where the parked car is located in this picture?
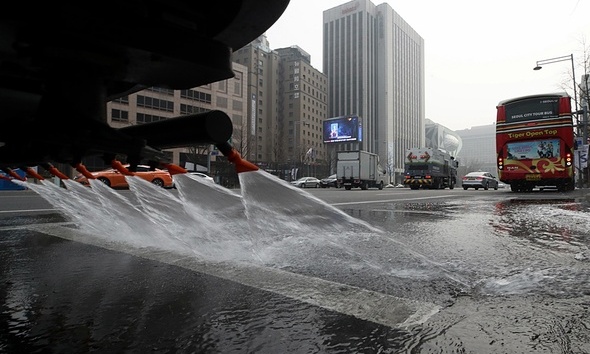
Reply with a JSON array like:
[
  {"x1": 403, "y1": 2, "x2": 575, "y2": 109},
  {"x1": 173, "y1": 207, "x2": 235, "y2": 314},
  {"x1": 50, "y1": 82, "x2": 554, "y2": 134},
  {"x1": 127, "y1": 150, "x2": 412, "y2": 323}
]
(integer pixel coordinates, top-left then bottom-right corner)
[
  {"x1": 291, "y1": 177, "x2": 321, "y2": 188},
  {"x1": 461, "y1": 171, "x2": 499, "y2": 190},
  {"x1": 74, "y1": 165, "x2": 174, "y2": 189},
  {"x1": 188, "y1": 172, "x2": 215, "y2": 183},
  {"x1": 320, "y1": 174, "x2": 340, "y2": 188}
]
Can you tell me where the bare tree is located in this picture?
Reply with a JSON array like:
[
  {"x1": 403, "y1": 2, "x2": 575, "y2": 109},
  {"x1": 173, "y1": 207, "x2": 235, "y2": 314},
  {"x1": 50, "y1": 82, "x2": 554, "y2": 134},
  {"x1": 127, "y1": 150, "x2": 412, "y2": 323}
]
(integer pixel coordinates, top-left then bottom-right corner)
[{"x1": 384, "y1": 149, "x2": 395, "y2": 184}]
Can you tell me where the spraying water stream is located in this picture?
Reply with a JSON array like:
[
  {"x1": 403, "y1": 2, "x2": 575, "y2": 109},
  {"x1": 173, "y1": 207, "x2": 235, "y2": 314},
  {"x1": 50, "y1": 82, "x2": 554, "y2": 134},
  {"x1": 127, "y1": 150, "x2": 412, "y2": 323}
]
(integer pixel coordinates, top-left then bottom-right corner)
[{"x1": 17, "y1": 171, "x2": 457, "y2": 279}]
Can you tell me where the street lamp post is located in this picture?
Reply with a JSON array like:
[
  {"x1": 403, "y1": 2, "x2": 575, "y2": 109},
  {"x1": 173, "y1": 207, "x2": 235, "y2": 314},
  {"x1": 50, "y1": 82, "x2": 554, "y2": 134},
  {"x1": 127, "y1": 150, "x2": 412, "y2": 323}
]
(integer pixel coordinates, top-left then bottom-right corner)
[
  {"x1": 533, "y1": 54, "x2": 578, "y2": 112},
  {"x1": 533, "y1": 54, "x2": 586, "y2": 187}
]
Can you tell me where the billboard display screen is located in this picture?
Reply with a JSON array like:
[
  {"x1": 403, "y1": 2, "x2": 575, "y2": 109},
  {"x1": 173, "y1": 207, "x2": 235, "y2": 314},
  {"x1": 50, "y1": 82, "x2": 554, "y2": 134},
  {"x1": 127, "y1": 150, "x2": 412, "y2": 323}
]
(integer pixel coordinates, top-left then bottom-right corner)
[{"x1": 323, "y1": 115, "x2": 361, "y2": 143}]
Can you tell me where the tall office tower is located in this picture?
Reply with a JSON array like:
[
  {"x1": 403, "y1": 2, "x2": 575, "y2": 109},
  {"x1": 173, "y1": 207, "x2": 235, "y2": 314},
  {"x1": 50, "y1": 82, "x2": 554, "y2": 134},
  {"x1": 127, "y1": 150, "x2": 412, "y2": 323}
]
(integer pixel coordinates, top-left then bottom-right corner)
[
  {"x1": 233, "y1": 34, "x2": 281, "y2": 167},
  {"x1": 323, "y1": 0, "x2": 424, "y2": 180},
  {"x1": 275, "y1": 46, "x2": 328, "y2": 174}
]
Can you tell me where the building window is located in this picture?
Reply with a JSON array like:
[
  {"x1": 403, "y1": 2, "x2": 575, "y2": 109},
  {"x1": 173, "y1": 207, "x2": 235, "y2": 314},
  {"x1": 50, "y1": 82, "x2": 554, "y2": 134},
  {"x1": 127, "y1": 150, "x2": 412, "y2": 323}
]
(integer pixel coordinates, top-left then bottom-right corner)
[
  {"x1": 146, "y1": 87, "x2": 174, "y2": 95},
  {"x1": 234, "y1": 81, "x2": 242, "y2": 96},
  {"x1": 232, "y1": 114, "x2": 243, "y2": 125},
  {"x1": 232, "y1": 100, "x2": 243, "y2": 111},
  {"x1": 180, "y1": 104, "x2": 209, "y2": 115},
  {"x1": 136, "y1": 95, "x2": 174, "y2": 112},
  {"x1": 218, "y1": 81, "x2": 227, "y2": 92},
  {"x1": 136, "y1": 113, "x2": 167, "y2": 124},
  {"x1": 216, "y1": 96, "x2": 228, "y2": 108},
  {"x1": 111, "y1": 109, "x2": 128, "y2": 122},
  {"x1": 180, "y1": 89, "x2": 212, "y2": 104}
]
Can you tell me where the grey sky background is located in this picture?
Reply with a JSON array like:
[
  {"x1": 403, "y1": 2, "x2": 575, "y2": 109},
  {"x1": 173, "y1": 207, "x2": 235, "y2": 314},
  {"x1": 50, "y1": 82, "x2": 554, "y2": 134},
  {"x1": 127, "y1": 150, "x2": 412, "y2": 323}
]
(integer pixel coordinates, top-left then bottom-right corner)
[{"x1": 265, "y1": 0, "x2": 590, "y2": 131}]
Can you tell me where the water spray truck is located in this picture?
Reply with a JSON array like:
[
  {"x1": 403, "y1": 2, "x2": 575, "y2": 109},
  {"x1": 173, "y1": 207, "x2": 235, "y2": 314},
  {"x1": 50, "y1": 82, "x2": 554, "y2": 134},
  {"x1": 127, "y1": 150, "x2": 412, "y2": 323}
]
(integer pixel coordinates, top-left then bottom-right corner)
[{"x1": 403, "y1": 147, "x2": 458, "y2": 190}]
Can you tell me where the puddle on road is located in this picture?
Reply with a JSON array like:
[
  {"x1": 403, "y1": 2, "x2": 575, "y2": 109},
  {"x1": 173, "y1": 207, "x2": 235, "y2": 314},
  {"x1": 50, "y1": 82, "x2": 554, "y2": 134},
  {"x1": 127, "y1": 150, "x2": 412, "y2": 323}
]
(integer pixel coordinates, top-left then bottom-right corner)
[{"x1": 10, "y1": 175, "x2": 590, "y2": 352}]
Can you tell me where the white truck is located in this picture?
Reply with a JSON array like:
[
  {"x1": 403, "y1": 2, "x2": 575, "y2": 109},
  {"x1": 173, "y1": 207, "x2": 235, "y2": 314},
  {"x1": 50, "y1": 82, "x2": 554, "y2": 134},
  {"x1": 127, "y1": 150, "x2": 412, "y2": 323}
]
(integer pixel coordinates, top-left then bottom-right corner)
[
  {"x1": 336, "y1": 150, "x2": 387, "y2": 190},
  {"x1": 403, "y1": 147, "x2": 458, "y2": 190}
]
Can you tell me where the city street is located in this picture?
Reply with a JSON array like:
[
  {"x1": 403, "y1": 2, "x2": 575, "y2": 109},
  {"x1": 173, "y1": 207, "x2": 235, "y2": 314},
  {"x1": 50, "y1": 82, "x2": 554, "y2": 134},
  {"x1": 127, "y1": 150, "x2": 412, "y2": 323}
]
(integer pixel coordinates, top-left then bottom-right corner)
[{"x1": 2, "y1": 174, "x2": 590, "y2": 353}]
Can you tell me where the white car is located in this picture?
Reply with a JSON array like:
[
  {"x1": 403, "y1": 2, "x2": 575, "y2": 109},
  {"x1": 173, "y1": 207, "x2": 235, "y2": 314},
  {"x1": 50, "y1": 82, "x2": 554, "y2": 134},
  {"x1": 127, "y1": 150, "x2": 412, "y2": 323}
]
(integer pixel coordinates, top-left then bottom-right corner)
[
  {"x1": 461, "y1": 171, "x2": 499, "y2": 190},
  {"x1": 291, "y1": 177, "x2": 321, "y2": 188},
  {"x1": 189, "y1": 172, "x2": 215, "y2": 183}
]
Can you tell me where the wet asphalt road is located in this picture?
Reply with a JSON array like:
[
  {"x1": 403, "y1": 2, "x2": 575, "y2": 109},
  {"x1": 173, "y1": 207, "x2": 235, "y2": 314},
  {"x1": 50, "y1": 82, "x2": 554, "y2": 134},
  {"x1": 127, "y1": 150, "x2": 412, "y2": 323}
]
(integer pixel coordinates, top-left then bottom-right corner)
[{"x1": 2, "y1": 184, "x2": 590, "y2": 353}]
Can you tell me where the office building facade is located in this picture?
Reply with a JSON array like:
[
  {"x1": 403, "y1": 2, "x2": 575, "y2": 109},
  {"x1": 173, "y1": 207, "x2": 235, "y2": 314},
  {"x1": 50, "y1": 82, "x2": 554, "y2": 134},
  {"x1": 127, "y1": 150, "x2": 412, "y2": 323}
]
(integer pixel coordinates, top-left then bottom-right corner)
[
  {"x1": 275, "y1": 46, "x2": 328, "y2": 174},
  {"x1": 455, "y1": 124, "x2": 497, "y2": 175},
  {"x1": 232, "y1": 35, "x2": 281, "y2": 168},
  {"x1": 323, "y1": 0, "x2": 425, "y2": 178},
  {"x1": 101, "y1": 62, "x2": 249, "y2": 175},
  {"x1": 234, "y1": 36, "x2": 328, "y2": 177}
]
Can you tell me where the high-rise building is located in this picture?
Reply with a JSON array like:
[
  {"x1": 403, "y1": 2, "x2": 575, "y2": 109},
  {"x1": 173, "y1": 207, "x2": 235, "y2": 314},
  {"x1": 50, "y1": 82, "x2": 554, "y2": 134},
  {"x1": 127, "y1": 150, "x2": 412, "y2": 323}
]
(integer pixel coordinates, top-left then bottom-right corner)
[
  {"x1": 232, "y1": 35, "x2": 281, "y2": 168},
  {"x1": 234, "y1": 36, "x2": 328, "y2": 177},
  {"x1": 275, "y1": 46, "x2": 328, "y2": 174},
  {"x1": 323, "y1": 0, "x2": 425, "y2": 179}
]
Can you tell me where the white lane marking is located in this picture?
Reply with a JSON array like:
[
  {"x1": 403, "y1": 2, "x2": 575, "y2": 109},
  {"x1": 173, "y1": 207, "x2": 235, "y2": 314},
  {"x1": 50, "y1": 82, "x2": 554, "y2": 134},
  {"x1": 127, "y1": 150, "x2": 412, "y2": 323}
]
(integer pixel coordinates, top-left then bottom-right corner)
[
  {"x1": 0, "y1": 221, "x2": 74, "y2": 231},
  {"x1": 332, "y1": 194, "x2": 461, "y2": 206},
  {"x1": 0, "y1": 209, "x2": 55, "y2": 214},
  {"x1": 29, "y1": 224, "x2": 441, "y2": 329}
]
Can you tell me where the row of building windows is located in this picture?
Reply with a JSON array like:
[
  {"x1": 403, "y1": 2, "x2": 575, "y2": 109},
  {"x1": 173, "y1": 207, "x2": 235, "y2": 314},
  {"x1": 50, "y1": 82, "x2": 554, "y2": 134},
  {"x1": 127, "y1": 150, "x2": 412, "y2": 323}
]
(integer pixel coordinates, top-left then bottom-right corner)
[
  {"x1": 136, "y1": 95, "x2": 174, "y2": 112},
  {"x1": 110, "y1": 110, "x2": 167, "y2": 124},
  {"x1": 146, "y1": 87, "x2": 174, "y2": 95},
  {"x1": 180, "y1": 89, "x2": 212, "y2": 104},
  {"x1": 137, "y1": 113, "x2": 167, "y2": 124},
  {"x1": 180, "y1": 104, "x2": 209, "y2": 115},
  {"x1": 111, "y1": 109, "x2": 128, "y2": 122},
  {"x1": 111, "y1": 96, "x2": 244, "y2": 120},
  {"x1": 112, "y1": 108, "x2": 244, "y2": 127}
]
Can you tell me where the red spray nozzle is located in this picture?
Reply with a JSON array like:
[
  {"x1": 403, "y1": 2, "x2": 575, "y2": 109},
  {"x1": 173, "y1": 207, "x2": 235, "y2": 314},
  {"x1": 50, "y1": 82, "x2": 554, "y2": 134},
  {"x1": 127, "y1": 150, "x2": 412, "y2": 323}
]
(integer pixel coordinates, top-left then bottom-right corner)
[
  {"x1": 161, "y1": 163, "x2": 188, "y2": 175},
  {"x1": 4, "y1": 168, "x2": 27, "y2": 181},
  {"x1": 26, "y1": 167, "x2": 45, "y2": 180},
  {"x1": 74, "y1": 163, "x2": 96, "y2": 179},
  {"x1": 215, "y1": 142, "x2": 259, "y2": 173},
  {"x1": 111, "y1": 160, "x2": 135, "y2": 176},
  {"x1": 224, "y1": 148, "x2": 259, "y2": 173},
  {"x1": 41, "y1": 164, "x2": 69, "y2": 180}
]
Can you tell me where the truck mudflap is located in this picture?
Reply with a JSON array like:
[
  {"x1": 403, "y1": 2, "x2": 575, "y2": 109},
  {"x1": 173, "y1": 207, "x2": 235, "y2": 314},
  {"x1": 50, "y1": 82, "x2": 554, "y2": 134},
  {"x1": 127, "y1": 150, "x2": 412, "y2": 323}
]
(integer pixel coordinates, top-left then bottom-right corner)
[{"x1": 404, "y1": 178, "x2": 433, "y2": 186}]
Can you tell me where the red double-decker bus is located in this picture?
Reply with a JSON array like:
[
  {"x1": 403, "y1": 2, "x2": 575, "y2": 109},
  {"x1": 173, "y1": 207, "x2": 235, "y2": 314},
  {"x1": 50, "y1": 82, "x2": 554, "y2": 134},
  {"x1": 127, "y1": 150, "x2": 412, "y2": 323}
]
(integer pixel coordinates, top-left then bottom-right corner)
[{"x1": 496, "y1": 92, "x2": 575, "y2": 192}]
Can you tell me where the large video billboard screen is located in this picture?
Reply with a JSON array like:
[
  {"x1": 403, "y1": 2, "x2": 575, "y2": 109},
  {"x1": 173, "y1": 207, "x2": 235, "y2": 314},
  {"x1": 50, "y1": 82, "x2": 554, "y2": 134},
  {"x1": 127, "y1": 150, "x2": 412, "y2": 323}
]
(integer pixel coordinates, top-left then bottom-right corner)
[{"x1": 323, "y1": 115, "x2": 361, "y2": 143}]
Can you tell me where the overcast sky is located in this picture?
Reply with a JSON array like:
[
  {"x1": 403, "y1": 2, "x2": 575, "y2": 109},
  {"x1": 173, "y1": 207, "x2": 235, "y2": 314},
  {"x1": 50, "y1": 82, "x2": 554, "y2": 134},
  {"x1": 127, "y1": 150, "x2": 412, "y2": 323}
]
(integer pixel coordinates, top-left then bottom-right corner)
[{"x1": 265, "y1": 0, "x2": 590, "y2": 131}]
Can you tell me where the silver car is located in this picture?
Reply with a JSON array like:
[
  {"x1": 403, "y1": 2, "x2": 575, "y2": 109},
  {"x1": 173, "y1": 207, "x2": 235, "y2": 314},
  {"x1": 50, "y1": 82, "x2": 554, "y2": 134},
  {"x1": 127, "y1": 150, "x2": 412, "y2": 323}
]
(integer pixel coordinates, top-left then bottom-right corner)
[
  {"x1": 291, "y1": 177, "x2": 321, "y2": 188},
  {"x1": 461, "y1": 171, "x2": 499, "y2": 190}
]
